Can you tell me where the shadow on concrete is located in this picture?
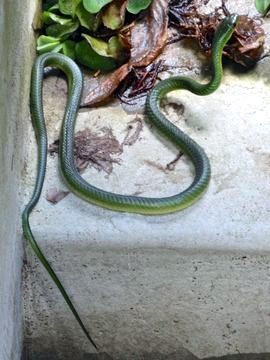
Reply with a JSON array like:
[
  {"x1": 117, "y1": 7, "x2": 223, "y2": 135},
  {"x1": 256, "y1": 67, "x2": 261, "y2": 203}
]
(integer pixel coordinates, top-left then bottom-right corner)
[
  {"x1": 22, "y1": 351, "x2": 197, "y2": 360},
  {"x1": 23, "y1": 350, "x2": 270, "y2": 360},
  {"x1": 205, "y1": 355, "x2": 270, "y2": 360}
]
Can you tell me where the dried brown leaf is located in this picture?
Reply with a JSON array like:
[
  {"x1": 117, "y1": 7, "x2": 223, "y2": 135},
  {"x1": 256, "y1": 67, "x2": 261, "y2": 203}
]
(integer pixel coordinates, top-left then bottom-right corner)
[
  {"x1": 227, "y1": 15, "x2": 265, "y2": 67},
  {"x1": 130, "y1": 0, "x2": 168, "y2": 67},
  {"x1": 82, "y1": 63, "x2": 131, "y2": 106},
  {"x1": 46, "y1": 188, "x2": 70, "y2": 204}
]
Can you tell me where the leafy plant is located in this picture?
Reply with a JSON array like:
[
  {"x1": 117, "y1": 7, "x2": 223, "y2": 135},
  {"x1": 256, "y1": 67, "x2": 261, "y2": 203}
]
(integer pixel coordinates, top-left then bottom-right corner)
[
  {"x1": 255, "y1": 0, "x2": 270, "y2": 15},
  {"x1": 37, "y1": 0, "x2": 154, "y2": 71}
]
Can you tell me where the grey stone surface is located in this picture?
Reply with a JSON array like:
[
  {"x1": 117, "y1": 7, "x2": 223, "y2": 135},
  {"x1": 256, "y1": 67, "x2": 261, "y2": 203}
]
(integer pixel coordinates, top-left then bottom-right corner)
[
  {"x1": 23, "y1": 350, "x2": 270, "y2": 359},
  {"x1": 0, "y1": 0, "x2": 38, "y2": 359},
  {"x1": 22, "y1": 0, "x2": 270, "y2": 359},
  {"x1": 206, "y1": 355, "x2": 270, "y2": 360},
  {"x1": 23, "y1": 349, "x2": 199, "y2": 360}
]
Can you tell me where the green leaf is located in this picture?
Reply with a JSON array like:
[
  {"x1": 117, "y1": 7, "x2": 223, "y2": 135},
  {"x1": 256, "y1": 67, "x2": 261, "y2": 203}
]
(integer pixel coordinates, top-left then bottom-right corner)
[
  {"x1": 62, "y1": 40, "x2": 76, "y2": 59},
  {"x1": 108, "y1": 36, "x2": 126, "y2": 62},
  {"x1": 75, "y1": 40, "x2": 117, "y2": 71},
  {"x1": 46, "y1": 19, "x2": 79, "y2": 38},
  {"x1": 83, "y1": 0, "x2": 113, "y2": 14},
  {"x1": 126, "y1": 0, "x2": 152, "y2": 14},
  {"x1": 82, "y1": 33, "x2": 113, "y2": 57},
  {"x1": 255, "y1": 0, "x2": 270, "y2": 15},
  {"x1": 76, "y1": 3, "x2": 100, "y2": 30},
  {"x1": 43, "y1": 11, "x2": 73, "y2": 25},
  {"x1": 59, "y1": 0, "x2": 81, "y2": 16},
  {"x1": 82, "y1": 34, "x2": 126, "y2": 64},
  {"x1": 102, "y1": 1, "x2": 126, "y2": 30},
  {"x1": 37, "y1": 35, "x2": 61, "y2": 54}
]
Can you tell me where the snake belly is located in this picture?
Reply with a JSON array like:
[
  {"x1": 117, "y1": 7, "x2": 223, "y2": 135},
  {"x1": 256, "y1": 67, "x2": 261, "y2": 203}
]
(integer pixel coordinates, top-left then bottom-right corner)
[{"x1": 22, "y1": 14, "x2": 238, "y2": 345}]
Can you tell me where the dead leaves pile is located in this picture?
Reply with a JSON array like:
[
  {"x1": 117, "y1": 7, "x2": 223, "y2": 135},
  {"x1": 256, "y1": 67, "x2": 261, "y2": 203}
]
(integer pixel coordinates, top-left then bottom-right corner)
[
  {"x1": 169, "y1": 0, "x2": 265, "y2": 67},
  {"x1": 81, "y1": 0, "x2": 169, "y2": 106},
  {"x1": 82, "y1": 0, "x2": 265, "y2": 107}
]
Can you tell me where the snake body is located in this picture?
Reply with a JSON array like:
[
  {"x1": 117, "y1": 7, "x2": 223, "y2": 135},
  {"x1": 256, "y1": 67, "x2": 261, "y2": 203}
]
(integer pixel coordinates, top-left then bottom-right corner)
[{"x1": 22, "y1": 15, "x2": 238, "y2": 346}]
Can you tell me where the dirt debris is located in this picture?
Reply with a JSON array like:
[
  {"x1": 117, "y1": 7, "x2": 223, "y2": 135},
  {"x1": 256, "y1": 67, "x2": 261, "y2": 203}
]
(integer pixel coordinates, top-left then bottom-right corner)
[{"x1": 47, "y1": 117, "x2": 144, "y2": 203}]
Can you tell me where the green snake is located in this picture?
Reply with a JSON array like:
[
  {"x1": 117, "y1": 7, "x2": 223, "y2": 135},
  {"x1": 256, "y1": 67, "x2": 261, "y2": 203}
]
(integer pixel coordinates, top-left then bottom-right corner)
[{"x1": 22, "y1": 14, "x2": 238, "y2": 348}]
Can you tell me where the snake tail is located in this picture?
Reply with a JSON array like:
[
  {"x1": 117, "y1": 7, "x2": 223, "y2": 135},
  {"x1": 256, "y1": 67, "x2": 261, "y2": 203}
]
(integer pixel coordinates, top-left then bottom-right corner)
[{"x1": 22, "y1": 54, "x2": 97, "y2": 349}]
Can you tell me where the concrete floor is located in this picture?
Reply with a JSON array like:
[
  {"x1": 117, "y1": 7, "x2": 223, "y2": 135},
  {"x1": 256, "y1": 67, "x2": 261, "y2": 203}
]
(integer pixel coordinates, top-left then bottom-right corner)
[
  {"x1": 22, "y1": 0, "x2": 270, "y2": 359},
  {"x1": 22, "y1": 351, "x2": 270, "y2": 360}
]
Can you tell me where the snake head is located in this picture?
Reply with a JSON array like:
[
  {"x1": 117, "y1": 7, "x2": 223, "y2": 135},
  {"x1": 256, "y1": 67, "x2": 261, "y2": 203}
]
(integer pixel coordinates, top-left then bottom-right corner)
[
  {"x1": 219, "y1": 14, "x2": 238, "y2": 32},
  {"x1": 213, "y1": 14, "x2": 238, "y2": 45},
  {"x1": 227, "y1": 14, "x2": 239, "y2": 27}
]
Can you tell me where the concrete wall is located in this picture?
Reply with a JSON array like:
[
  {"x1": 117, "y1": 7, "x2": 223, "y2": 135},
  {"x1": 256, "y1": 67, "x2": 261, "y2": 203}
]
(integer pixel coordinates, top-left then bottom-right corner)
[
  {"x1": 0, "y1": 1, "x2": 38, "y2": 359},
  {"x1": 21, "y1": 0, "x2": 270, "y2": 359}
]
